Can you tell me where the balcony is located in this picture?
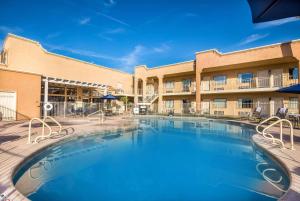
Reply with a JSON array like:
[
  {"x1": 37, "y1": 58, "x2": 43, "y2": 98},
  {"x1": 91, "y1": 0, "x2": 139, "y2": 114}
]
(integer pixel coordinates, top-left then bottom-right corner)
[
  {"x1": 163, "y1": 85, "x2": 196, "y2": 96},
  {"x1": 201, "y1": 75, "x2": 298, "y2": 94}
]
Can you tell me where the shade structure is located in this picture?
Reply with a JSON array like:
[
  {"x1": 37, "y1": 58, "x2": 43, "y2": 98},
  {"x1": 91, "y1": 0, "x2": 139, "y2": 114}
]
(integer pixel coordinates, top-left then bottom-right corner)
[
  {"x1": 247, "y1": 0, "x2": 300, "y2": 23},
  {"x1": 276, "y1": 84, "x2": 300, "y2": 94},
  {"x1": 100, "y1": 94, "x2": 117, "y2": 100}
]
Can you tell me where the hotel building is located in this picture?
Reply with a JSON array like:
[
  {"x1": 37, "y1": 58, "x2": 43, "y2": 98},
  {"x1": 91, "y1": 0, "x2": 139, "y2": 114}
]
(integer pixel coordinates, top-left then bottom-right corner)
[{"x1": 0, "y1": 34, "x2": 300, "y2": 120}]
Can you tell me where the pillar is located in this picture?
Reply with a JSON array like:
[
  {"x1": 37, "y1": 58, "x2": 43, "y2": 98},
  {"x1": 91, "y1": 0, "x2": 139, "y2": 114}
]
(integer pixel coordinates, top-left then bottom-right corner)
[
  {"x1": 158, "y1": 76, "x2": 163, "y2": 113},
  {"x1": 43, "y1": 77, "x2": 49, "y2": 117},
  {"x1": 134, "y1": 77, "x2": 139, "y2": 105}
]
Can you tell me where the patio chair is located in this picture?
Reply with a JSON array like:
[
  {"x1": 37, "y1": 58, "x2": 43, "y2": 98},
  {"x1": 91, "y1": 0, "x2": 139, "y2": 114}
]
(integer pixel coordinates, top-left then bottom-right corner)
[
  {"x1": 249, "y1": 106, "x2": 264, "y2": 122},
  {"x1": 276, "y1": 107, "x2": 288, "y2": 119}
]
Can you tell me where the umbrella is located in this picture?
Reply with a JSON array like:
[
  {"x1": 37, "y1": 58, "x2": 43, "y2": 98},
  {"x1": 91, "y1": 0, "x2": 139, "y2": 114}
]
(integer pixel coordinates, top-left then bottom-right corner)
[
  {"x1": 247, "y1": 0, "x2": 300, "y2": 23},
  {"x1": 100, "y1": 94, "x2": 117, "y2": 100},
  {"x1": 276, "y1": 84, "x2": 300, "y2": 94}
]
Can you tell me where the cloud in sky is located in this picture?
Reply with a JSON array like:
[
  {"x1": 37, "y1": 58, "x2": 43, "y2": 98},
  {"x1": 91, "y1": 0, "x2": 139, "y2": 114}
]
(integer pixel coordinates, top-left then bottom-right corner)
[
  {"x1": 103, "y1": 0, "x2": 116, "y2": 7},
  {"x1": 105, "y1": 27, "x2": 125, "y2": 34},
  {"x1": 120, "y1": 45, "x2": 145, "y2": 67},
  {"x1": 239, "y1": 33, "x2": 269, "y2": 45},
  {"x1": 255, "y1": 17, "x2": 299, "y2": 29},
  {"x1": 153, "y1": 43, "x2": 170, "y2": 53},
  {"x1": 97, "y1": 12, "x2": 130, "y2": 27},
  {"x1": 0, "y1": 26, "x2": 22, "y2": 34},
  {"x1": 46, "y1": 32, "x2": 61, "y2": 39},
  {"x1": 78, "y1": 17, "x2": 91, "y2": 25}
]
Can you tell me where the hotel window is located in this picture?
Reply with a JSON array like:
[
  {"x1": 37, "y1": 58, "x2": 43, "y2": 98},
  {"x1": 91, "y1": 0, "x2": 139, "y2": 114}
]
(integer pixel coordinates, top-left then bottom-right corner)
[
  {"x1": 238, "y1": 73, "x2": 253, "y2": 83},
  {"x1": 182, "y1": 79, "x2": 192, "y2": 92},
  {"x1": 213, "y1": 99, "x2": 227, "y2": 109},
  {"x1": 165, "y1": 81, "x2": 174, "y2": 89},
  {"x1": 237, "y1": 98, "x2": 253, "y2": 108},
  {"x1": 165, "y1": 100, "x2": 174, "y2": 108},
  {"x1": 48, "y1": 86, "x2": 65, "y2": 95},
  {"x1": 289, "y1": 97, "x2": 298, "y2": 110},
  {"x1": 213, "y1": 75, "x2": 226, "y2": 85},
  {"x1": 289, "y1": 67, "x2": 298, "y2": 80}
]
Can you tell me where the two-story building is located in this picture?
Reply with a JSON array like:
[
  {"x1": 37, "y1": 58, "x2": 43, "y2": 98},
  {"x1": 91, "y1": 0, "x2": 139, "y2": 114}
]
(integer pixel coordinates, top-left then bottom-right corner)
[{"x1": 0, "y1": 34, "x2": 300, "y2": 120}]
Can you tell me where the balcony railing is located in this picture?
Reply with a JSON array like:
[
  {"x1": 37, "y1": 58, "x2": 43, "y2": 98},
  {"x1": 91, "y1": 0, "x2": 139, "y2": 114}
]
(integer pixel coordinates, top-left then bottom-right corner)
[
  {"x1": 201, "y1": 75, "x2": 298, "y2": 93},
  {"x1": 163, "y1": 86, "x2": 196, "y2": 94}
]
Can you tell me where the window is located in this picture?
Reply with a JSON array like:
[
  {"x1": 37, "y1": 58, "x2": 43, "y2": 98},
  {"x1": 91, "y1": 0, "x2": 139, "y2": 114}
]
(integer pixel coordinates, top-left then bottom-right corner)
[
  {"x1": 182, "y1": 79, "x2": 192, "y2": 92},
  {"x1": 165, "y1": 100, "x2": 174, "y2": 108},
  {"x1": 289, "y1": 67, "x2": 298, "y2": 80},
  {"x1": 213, "y1": 99, "x2": 227, "y2": 108},
  {"x1": 213, "y1": 75, "x2": 226, "y2": 85},
  {"x1": 238, "y1": 73, "x2": 253, "y2": 83},
  {"x1": 237, "y1": 98, "x2": 253, "y2": 108},
  {"x1": 165, "y1": 81, "x2": 174, "y2": 89},
  {"x1": 289, "y1": 97, "x2": 298, "y2": 110},
  {"x1": 48, "y1": 86, "x2": 65, "y2": 95}
]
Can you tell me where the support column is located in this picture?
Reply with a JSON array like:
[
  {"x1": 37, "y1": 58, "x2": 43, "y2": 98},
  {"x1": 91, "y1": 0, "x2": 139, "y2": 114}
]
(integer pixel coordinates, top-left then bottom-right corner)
[
  {"x1": 134, "y1": 77, "x2": 139, "y2": 105},
  {"x1": 142, "y1": 78, "x2": 147, "y2": 101},
  {"x1": 43, "y1": 77, "x2": 49, "y2": 117},
  {"x1": 196, "y1": 71, "x2": 202, "y2": 113},
  {"x1": 158, "y1": 76, "x2": 163, "y2": 113}
]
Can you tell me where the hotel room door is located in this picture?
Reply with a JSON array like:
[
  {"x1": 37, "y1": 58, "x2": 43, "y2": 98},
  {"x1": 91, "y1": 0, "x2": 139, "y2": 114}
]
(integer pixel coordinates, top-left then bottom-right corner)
[
  {"x1": 201, "y1": 99, "x2": 210, "y2": 115},
  {"x1": 257, "y1": 97, "x2": 270, "y2": 116},
  {"x1": 257, "y1": 70, "x2": 269, "y2": 88}
]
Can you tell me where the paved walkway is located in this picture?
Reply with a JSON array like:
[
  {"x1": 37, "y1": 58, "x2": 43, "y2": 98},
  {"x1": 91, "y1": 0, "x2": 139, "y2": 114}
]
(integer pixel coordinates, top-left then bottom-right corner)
[{"x1": 1, "y1": 116, "x2": 300, "y2": 201}]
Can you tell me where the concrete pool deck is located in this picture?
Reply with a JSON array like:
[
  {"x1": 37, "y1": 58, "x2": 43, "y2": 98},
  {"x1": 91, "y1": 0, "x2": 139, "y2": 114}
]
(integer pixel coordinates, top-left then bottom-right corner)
[{"x1": 0, "y1": 116, "x2": 300, "y2": 201}]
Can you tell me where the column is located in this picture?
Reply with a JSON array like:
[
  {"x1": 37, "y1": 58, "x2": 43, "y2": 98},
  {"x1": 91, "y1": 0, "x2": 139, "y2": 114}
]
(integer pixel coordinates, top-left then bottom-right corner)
[
  {"x1": 158, "y1": 76, "x2": 163, "y2": 113},
  {"x1": 134, "y1": 77, "x2": 139, "y2": 105},
  {"x1": 196, "y1": 71, "x2": 201, "y2": 113},
  {"x1": 142, "y1": 78, "x2": 147, "y2": 101},
  {"x1": 43, "y1": 77, "x2": 49, "y2": 117}
]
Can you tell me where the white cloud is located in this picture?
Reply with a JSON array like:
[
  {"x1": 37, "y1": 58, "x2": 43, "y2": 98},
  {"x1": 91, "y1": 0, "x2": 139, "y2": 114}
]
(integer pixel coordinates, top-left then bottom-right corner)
[
  {"x1": 153, "y1": 44, "x2": 170, "y2": 53},
  {"x1": 0, "y1": 26, "x2": 22, "y2": 34},
  {"x1": 46, "y1": 32, "x2": 61, "y2": 39},
  {"x1": 104, "y1": 0, "x2": 116, "y2": 7},
  {"x1": 120, "y1": 45, "x2": 145, "y2": 67},
  {"x1": 255, "y1": 17, "x2": 299, "y2": 29},
  {"x1": 239, "y1": 33, "x2": 269, "y2": 45},
  {"x1": 78, "y1": 17, "x2": 91, "y2": 25},
  {"x1": 105, "y1": 27, "x2": 125, "y2": 34},
  {"x1": 97, "y1": 33, "x2": 113, "y2": 41},
  {"x1": 97, "y1": 12, "x2": 130, "y2": 27}
]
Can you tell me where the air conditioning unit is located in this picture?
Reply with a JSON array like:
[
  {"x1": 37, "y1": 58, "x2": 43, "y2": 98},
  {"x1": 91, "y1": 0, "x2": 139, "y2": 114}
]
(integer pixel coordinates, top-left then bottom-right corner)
[{"x1": 214, "y1": 111, "x2": 224, "y2": 116}]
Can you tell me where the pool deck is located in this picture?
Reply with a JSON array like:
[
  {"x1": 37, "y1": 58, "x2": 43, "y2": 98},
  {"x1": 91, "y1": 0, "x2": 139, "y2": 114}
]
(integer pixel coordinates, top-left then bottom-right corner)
[{"x1": 0, "y1": 116, "x2": 300, "y2": 201}]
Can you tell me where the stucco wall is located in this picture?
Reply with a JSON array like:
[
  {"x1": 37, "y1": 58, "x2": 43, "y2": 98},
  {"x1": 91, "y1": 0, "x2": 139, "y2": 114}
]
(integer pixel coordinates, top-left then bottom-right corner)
[
  {"x1": 0, "y1": 69, "x2": 41, "y2": 120},
  {"x1": 3, "y1": 35, "x2": 134, "y2": 95}
]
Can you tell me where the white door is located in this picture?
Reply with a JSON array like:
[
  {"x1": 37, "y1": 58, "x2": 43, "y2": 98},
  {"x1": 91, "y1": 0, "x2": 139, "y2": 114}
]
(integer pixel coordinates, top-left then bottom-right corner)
[
  {"x1": 201, "y1": 76, "x2": 210, "y2": 91},
  {"x1": 257, "y1": 97, "x2": 270, "y2": 116},
  {"x1": 201, "y1": 99, "x2": 210, "y2": 114},
  {"x1": 271, "y1": 69, "x2": 283, "y2": 88},
  {"x1": 257, "y1": 70, "x2": 269, "y2": 88},
  {"x1": 270, "y1": 97, "x2": 283, "y2": 115},
  {"x1": 0, "y1": 91, "x2": 17, "y2": 120}
]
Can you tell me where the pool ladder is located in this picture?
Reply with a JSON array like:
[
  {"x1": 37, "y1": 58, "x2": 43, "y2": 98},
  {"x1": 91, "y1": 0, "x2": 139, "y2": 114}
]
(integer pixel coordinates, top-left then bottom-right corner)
[
  {"x1": 256, "y1": 116, "x2": 295, "y2": 150},
  {"x1": 87, "y1": 110, "x2": 104, "y2": 124},
  {"x1": 28, "y1": 116, "x2": 62, "y2": 144}
]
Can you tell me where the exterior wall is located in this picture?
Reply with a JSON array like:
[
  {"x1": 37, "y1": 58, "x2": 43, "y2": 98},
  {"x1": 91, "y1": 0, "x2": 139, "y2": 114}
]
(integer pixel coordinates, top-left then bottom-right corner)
[
  {"x1": 0, "y1": 69, "x2": 41, "y2": 120},
  {"x1": 202, "y1": 92, "x2": 300, "y2": 117},
  {"x1": 163, "y1": 75, "x2": 196, "y2": 94},
  {"x1": 163, "y1": 95, "x2": 196, "y2": 114},
  {"x1": 2, "y1": 34, "x2": 133, "y2": 95}
]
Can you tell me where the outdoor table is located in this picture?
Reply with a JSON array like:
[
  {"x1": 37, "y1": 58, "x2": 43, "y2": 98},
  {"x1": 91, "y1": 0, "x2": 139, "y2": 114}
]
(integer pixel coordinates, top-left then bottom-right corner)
[{"x1": 288, "y1": 114, "x2": 300, "y2": 128}]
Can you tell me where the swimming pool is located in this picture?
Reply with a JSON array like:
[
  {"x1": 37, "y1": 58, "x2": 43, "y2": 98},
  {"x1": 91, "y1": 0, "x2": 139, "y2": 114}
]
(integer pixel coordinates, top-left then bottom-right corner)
[{"x1": 14, "y1": 118, "x2": 289, "y2": 201}]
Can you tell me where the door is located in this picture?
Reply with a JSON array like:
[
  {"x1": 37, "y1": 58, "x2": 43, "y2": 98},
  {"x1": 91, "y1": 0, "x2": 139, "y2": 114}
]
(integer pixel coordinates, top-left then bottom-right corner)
[
  {"x1": 182, "y1": 99, "x2": 191, "y2": 114},
  {"x1": 201, "y1": 99, "x2": 210, "y2": 115},
  {"x1": 257, "y1": 97, "x2": 270, "y2": 116},
  {"x1": 270, "y1": 97, "x2": 283, "y2": 116},
  {"x1": 271, "y1": 69, "x2": 283, "y2": 88},
  {"x1": 257, "y1": 70, "x2": 269, "y2": 88},
  {"x1": 201, "y1": 76, "x2": 210, "y2": 91},
  {"x1": 0, "y1": 91, "x2": 17, "y2": 120}
]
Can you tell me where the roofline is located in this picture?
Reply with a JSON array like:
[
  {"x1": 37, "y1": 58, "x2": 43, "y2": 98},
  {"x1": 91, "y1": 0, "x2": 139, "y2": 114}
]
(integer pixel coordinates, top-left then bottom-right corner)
[
  {"x1": 195, "y1": 38, "x2": 300, "y2": 56},
  {"x1": 4, "y1": 33, "x2": 133, "y2": 76},
  {"x1": 135, "y1": 60, "x2": 195, "y2": 70}
]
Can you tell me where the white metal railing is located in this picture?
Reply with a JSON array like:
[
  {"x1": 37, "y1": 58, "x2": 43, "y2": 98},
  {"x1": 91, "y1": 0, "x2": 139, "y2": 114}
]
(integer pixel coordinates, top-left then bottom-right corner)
[
  {"x1": 28, "y1": 118, "x2": 53, "y2": 144},
  {"x1": 256, "y1": 116, "x2": 295, "y2": 150},
  {"x1": 87, "y1": 110, "x2": 104, "y2": 123},
  {"x1": 43, "y1": 116, "x2": 62, "y2": 134},
  {"x1": 256, "y1": 162, "x2": 287, "y2": 192}
]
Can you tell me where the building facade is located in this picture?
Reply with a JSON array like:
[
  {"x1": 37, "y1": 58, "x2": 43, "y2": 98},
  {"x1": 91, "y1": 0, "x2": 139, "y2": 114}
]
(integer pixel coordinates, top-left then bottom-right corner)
[{"x1": 0, "y1": 34, "x2": 300, "y2": 120}]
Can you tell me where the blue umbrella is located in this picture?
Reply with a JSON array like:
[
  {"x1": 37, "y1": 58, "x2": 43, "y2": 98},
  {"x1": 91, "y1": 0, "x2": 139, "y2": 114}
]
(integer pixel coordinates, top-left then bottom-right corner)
[
  {"x1": 247, "y1": 0, "x2": 300, "y2": 23},
  {"x1": 277, "y1": 84, "x2": 300, "y2": 94},
  {"x1": 100, "y1": 94, "x2": 117, "y2": 100}
]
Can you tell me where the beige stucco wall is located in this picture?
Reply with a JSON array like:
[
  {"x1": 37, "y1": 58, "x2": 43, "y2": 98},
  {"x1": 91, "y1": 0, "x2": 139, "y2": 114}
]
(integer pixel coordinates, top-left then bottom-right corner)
[
  {"x1": 2, "y1": 34, "x2": 134, "y2": 95},
  {"x1": 0, "y1": 69, "x2": 41, "y2": 120}
]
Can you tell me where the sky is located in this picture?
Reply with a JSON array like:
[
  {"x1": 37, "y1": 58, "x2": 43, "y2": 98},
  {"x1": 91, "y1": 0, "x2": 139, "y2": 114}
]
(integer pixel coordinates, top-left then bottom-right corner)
[{"x1": 0, "y1": 0, "x2": 300, "y2": 73}]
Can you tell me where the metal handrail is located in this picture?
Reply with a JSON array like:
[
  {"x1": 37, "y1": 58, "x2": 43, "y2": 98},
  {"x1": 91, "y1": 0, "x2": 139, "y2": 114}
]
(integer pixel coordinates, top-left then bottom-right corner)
[
  {"x1": 28, "y1": 118, "x2": 52, "y2": 144},
  {"x1": 256, "y1": 162, "x2": 287, "y2": 192},
  {"x1": 256, "y1": 116, "x2": 294, "y2": 150},
  {"x1": 43, "y1": 116, "x2": 62, "y2": 134},
  {"x1": 87, "y1": 110, "x2": 104, "y2": 123}
]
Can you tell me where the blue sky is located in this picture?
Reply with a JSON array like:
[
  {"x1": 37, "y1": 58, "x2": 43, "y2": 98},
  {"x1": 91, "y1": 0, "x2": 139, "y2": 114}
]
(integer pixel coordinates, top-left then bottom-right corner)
[{"x1": 0, "y1": 0, "x2": 300, "y2": 73}]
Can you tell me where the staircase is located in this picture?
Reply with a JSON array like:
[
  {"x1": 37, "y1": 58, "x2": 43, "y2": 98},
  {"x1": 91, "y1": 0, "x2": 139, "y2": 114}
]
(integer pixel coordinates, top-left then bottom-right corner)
[{"x1": 138, "y1": 94, "x2": 158, "y2": 105}]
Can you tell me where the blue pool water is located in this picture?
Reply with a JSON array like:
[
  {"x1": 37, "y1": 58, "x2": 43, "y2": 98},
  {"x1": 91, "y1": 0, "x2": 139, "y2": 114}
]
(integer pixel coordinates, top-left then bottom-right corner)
[{"x1": 14, "y1": 118, "x2": 289, "y2": 201}]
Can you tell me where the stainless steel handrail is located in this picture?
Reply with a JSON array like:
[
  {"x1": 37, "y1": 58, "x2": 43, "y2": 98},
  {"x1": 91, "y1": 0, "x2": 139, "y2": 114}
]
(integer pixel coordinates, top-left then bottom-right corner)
[{"x1": 28, "y1": 118, "x2": 52, "y2": 144}]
